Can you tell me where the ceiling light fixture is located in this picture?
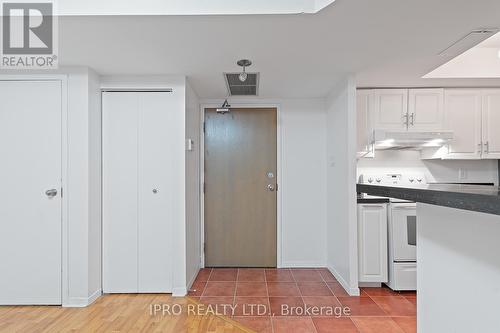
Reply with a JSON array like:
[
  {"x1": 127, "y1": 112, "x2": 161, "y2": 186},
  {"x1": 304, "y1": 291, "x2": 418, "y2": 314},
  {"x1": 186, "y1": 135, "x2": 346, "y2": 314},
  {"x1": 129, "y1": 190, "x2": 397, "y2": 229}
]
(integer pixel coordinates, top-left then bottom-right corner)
[{"x1": 237, "y1": 59, "x2": 252, "y2": 82}]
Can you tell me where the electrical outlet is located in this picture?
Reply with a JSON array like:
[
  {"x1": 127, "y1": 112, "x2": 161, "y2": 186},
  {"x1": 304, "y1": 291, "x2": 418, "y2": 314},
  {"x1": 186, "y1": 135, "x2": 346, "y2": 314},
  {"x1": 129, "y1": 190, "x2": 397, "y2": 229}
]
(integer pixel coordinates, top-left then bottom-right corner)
[{"x1": 459, "y1": 168, "x2": 468, "y2": 180}]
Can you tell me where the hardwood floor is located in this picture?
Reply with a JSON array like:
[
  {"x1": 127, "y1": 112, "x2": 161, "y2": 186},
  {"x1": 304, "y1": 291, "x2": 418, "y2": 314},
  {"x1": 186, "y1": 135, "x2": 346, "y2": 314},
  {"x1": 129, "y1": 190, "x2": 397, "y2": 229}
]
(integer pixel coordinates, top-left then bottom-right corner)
[{"x1": 0, "y1": 294, "x2": 252, "y2": 333}]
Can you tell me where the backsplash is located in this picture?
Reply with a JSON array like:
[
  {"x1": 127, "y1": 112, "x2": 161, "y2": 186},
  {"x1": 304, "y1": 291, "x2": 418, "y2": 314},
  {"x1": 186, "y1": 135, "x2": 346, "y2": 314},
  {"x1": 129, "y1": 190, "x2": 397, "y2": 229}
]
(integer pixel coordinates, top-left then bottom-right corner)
[{"x1": 357, "y1": 150, "x2": 499, "y2": 185}]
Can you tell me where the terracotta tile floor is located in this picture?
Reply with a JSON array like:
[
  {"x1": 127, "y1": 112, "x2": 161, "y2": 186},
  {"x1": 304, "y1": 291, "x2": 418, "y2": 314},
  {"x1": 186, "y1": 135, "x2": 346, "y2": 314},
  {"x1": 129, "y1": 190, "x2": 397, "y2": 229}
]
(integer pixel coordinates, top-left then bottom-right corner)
[{"x1": 188, "y1": 268, "x2": 416, "y2": 333}]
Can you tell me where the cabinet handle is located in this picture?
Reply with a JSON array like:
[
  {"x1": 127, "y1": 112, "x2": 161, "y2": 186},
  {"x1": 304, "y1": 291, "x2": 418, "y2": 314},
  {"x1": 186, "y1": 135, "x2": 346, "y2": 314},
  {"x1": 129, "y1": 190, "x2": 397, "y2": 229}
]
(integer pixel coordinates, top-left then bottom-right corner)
[
  {"x1": 478, "y1": 143, "x2": 483, "y2": 154},
  {"x1": 409, "y1": 113, "x2": 415, "y2": 126},
  {"x1": 403, "y1": 114, "x2": 409, "y2": 127},
  {"x1": 485, "y1": 141, "x2": 489, "y2": 154}
]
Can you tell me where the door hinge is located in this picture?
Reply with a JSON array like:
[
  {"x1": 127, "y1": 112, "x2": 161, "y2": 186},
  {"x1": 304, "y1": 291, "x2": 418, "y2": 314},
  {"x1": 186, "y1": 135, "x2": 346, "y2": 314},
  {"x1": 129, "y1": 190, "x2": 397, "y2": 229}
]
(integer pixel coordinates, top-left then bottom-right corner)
[
  {"x1": 203, "y1": 182, "x2": 205, "y2": 193},
  {"x1": 203, "y1": 122, "x2": 206, "y2": 133},
  {"x1": 276, "y1": 183, "x2": 279, "y2": 192},
  {"x1": 60, "y1": 187, "x2": 63, "y2": 198}
]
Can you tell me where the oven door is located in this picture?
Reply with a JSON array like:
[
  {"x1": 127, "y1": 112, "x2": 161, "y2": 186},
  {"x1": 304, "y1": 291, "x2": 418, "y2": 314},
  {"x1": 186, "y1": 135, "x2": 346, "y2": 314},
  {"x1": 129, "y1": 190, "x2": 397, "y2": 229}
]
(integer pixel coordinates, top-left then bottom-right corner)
[{"x1": 389, "y1": 203, "x2": 417, "y2": 261}]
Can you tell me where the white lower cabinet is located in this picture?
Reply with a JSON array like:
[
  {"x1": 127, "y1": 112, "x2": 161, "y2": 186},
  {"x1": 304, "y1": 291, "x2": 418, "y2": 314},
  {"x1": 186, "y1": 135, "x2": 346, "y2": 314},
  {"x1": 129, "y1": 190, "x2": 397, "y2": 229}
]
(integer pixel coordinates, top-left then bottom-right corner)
[
  {"x1": 357, "y1": 204, "x2": 388, "y2": 283},
  {"x1": 102, "y1": 91, "x2": 174, "y2": 293}
]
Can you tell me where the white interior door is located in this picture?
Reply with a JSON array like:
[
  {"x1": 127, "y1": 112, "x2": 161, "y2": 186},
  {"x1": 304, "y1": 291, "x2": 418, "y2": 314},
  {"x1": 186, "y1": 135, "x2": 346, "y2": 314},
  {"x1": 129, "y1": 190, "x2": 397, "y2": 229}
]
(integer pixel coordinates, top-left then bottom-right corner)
[
  {"x1": 103, "y1": 91, "x2": 173, "y2": 293},
  {"x1": 0, "y1": 80, "x2": 62, "y2": 305},
  {"x1": 102, "y1": 92, "x2": 139, "y2": 293},
  {"x1": 138, "y1": 93, "x2": 173, "y2": 292}
]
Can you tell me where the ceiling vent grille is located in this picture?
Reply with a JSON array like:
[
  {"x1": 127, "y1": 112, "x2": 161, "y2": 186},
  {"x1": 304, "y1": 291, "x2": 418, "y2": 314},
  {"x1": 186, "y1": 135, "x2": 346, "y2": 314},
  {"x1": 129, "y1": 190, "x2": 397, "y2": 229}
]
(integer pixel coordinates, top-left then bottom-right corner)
[
  {"x1": 224, "y1": 72, "x2": 259, "y2": 96},
  {"x1": 438, "y1": 29, "x2": 499, "y2": 57}
]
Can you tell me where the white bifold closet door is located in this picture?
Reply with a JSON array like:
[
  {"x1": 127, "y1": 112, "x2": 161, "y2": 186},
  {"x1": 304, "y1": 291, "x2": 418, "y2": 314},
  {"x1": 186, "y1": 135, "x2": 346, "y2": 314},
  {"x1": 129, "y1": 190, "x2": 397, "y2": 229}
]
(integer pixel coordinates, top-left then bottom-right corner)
[{"x1": 102, "y1": 91, "x2": 173, "y2": 293}]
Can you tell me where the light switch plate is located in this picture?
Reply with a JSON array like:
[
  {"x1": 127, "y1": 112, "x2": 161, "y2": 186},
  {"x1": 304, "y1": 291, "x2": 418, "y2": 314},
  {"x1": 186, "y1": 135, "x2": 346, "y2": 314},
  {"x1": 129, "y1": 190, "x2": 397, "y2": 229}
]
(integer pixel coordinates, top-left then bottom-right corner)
[{"x1": 186, "y1": 139, "x2": 194, "y2": 151}]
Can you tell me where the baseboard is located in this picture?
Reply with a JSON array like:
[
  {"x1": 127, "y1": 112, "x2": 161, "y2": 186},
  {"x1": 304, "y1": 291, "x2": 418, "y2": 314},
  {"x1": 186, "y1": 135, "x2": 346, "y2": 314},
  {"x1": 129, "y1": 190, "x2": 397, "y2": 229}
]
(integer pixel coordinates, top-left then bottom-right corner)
[
  {"x1": 187, "y1": 266, "x2": 200, "y2": 291},
  {"x1": 172, "y1": 287, "x2": 187, "y2": 297},
  {"x1": 280, "y1": 261, "x2": 326, "y2": 268},
  {"x1": 63, "y1": 289, "x2": 102, "y2": 308},
  {"x1": 328, "y1": 265, "x2": 360, "y2": 296}
]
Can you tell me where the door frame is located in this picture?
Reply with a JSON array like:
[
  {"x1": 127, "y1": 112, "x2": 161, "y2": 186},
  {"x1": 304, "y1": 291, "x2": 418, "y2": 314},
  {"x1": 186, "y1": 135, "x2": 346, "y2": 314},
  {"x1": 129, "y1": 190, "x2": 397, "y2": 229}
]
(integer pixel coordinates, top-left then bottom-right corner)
[
  {"x1": 0, "y1": 74, "x2": 69, "y2": 305},
  {"x1": 199, "y1": 103, "x2": 283, "y2": 268}
]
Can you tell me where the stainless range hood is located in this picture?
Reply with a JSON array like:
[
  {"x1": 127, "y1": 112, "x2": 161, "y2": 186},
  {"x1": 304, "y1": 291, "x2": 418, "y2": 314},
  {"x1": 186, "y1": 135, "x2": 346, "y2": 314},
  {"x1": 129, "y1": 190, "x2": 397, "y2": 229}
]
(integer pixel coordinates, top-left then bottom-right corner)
[{"x1": 372, "y1": 129, "x2": 453, "y2": 150}]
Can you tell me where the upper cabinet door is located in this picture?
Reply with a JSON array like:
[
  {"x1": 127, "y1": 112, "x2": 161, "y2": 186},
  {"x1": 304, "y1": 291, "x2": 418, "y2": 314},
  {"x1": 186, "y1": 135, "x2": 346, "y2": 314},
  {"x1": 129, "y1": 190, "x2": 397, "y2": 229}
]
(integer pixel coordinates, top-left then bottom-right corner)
[
  {"x1": 372, "y1": 89, "x2": 408, "y2": 130},
  {"x1": 481, "y1": 89, "x2": 500, "y2": 159},
  {"x1": 407, "y1": 89, "x2": 444, "y2": 131},
  {"x1": 357, "y1": 90, "x2": 374, "y2": 158},
  {"x1": 442, "y1": 89, "x2": 482, "y2": 159}
]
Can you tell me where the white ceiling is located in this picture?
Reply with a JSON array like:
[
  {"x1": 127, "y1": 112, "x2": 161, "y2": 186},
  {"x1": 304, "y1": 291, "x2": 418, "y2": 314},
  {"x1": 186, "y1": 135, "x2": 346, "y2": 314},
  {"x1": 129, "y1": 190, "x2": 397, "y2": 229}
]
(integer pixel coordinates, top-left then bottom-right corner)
[
  {"x1": 56, "y1": 0, "x2": 500, "y2": 98},
  {"x1": 478, "y1": 32, "x2": 500, "y2": 48},
  {"x1": 423, "y1": 32, "x2": 500, "y2": 79},
  {"x1": 57, "y1": 0, "x2": 335, "y2": 16}
]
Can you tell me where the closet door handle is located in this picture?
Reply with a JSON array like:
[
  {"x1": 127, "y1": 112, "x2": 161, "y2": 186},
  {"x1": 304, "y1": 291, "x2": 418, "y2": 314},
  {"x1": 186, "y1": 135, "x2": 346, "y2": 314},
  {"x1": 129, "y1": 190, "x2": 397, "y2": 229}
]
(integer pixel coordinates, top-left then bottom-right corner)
[{"x1": 152, "y1": 188, "x2": 159, "y2": 194}]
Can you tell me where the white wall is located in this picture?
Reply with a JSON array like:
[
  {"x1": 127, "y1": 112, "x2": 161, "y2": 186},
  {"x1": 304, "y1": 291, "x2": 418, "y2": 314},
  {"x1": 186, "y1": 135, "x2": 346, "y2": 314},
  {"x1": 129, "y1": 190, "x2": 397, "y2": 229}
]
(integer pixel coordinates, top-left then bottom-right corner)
[
  {"x1": 185, "y1": 81, "x2": 201, "y2": 288},
  {"x1": 62, "y1": 68, "x2": 102, "y2": 306},
  {"x1": 357, "y1": 150, "x2": 499, "y2": 185},
  {"x1": 279, "y1": 99, "x2": 327, "y2": 267},
  {"x1": 199, "y1": 98, "x2": 328, "y2": 268},
  {"x1": 87, "y1": 69, "x2": 102, "y2": 302},
  {"x1": 325, "y1": 77, "x2": 359, "y2": 295}
]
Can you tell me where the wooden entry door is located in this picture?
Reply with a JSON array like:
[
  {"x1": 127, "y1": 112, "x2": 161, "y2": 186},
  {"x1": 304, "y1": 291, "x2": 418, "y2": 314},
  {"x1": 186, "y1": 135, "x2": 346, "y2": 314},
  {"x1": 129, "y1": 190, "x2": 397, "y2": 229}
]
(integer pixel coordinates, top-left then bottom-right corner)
[{"x1": 204, "y1": 108, "x2": 277, "y2": 267}]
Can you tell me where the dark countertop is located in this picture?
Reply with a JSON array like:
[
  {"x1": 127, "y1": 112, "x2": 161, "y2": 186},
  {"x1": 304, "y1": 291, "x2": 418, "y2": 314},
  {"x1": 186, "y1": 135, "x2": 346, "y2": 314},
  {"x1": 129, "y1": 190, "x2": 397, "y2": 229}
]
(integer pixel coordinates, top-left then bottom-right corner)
[
  {"x1": 357, "y1": 197, "x2": 390, "y2": 204},
  {"x1": 357, "y1": 183, "x2": 500, "y2": 216}
]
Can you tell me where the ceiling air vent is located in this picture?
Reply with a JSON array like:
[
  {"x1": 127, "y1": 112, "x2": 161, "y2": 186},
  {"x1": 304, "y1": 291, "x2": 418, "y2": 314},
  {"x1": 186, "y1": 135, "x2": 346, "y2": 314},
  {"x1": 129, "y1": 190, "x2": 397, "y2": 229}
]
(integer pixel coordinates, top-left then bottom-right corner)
[
  {"x1": 438, "y1": 29, "x2": 499, "y2": 57},
  {"x1": 224, "y1": 72, "x2": 259, "y2": 96}
]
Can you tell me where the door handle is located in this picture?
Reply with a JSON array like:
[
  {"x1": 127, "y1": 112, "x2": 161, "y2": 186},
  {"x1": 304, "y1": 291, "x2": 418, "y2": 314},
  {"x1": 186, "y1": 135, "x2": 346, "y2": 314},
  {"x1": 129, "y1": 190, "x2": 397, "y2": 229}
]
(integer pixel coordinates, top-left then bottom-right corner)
[
  {"x1": 45, "y1": 189, "x2": 58, "y2": 198},
  {"x1": 267, "y1": 184, "x2": 275, "y2": 192}
]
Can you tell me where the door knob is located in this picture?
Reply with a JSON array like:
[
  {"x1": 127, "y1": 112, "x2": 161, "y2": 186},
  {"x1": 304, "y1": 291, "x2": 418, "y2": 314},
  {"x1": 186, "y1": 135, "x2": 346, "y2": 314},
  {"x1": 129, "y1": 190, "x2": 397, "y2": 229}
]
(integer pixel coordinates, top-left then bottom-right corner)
[
  {"x1": 152, "y1": 188, "x2": 159, "y2": 194},
  {"x1": 45, "y1": 189, "x2": 58, "y2": 197},
  {"x1": 267, "y1": 184, "x2": 275, "y2": 192}
]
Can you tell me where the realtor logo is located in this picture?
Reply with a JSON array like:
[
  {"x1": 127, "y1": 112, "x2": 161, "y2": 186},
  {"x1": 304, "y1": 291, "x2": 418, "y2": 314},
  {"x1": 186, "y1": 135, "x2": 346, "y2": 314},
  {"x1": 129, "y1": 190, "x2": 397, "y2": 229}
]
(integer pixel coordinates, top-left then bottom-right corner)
[{"x1": 1, "y1": 1, "x2": 58, "y2": 68}]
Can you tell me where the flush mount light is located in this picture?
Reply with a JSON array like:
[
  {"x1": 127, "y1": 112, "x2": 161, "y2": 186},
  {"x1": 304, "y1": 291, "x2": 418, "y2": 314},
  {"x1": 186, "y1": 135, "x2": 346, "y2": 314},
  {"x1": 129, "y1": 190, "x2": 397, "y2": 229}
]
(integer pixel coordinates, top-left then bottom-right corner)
[{"x1": 237, "y1": 59, "x2": 252, "y2": 82}]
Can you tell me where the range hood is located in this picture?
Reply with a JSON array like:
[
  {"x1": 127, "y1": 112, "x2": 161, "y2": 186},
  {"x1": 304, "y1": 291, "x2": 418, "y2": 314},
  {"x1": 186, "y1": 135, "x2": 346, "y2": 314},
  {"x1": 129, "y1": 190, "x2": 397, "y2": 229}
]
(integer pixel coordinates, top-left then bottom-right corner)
[{"x1": 372, "y1": 130, "x2": 453, "y2": 150}]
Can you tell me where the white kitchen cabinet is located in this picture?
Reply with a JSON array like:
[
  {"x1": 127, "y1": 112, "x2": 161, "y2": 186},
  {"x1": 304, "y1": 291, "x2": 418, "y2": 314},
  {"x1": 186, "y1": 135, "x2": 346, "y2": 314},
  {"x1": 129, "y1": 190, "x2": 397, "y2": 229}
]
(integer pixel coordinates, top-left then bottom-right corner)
[
  {"x1": 358, "y1": 204, "x2": 388, "y2": 283},
  {"x1": 408, "y1": 88, "x2": 444, "y2": 131},
  {"x1": 443, "y1": 89, "x2": 482, "y2": 159},
  {"x1": 481, "y1": 89, "x2": 500, "y2": 159},
  {"x1": 372, "y1": 89, "x2": 408, "y2": 130},
  {"x1": 103, "y1": 91, "x2": 173, "y2": 294},
  {"x1": 442, "y1": 89, "x2": 500, "y2": 160},
  {"x1": 372, "y1": 88, "x2": 444, "y2": 132},
  {"x1": 357, "y1": 90, "x2": 374, "y2": 158}
]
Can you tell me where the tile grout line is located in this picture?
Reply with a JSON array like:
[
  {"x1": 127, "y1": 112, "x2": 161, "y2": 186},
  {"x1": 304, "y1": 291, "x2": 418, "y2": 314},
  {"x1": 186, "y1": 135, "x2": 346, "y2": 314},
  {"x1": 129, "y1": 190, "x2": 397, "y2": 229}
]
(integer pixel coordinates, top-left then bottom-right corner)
[
  {"x1": 233, "y1": 269, "x2": 239, "y2": 317},
  {"x1": 264, "y1": 269, "x2": 275, "y2": 333},
  {"x1": 199, "y1": 268, "x2": 212, "y2": 297}
]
